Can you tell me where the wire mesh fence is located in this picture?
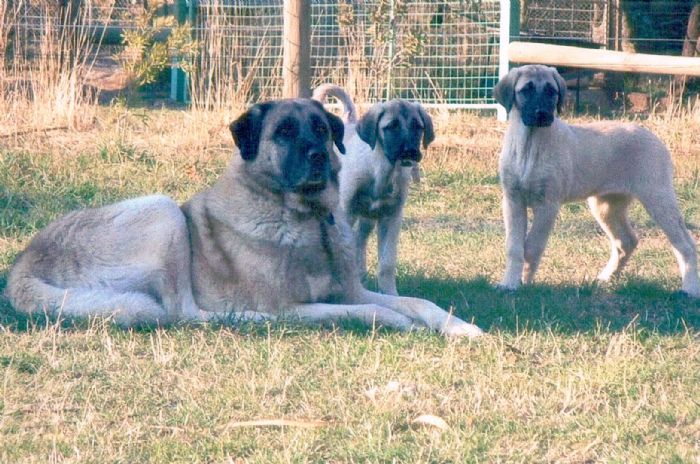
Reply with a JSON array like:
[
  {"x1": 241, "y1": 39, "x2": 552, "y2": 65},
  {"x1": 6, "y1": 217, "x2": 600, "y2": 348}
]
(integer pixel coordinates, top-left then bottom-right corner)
[
  {"x1": 191, "y1": 0, "x2": 285, "y2": 106},
  {"x1": 518, "y1": 0, "x2": 693, "y2": 54},
  {"x1": 2, "y1": 0, "x2": 148, "y2": 59},
  {"x1": 310, "y1": 1, "x2": 502, "y2": 105},
  {"x1": 190, "y1": 0, "x2": 503, "y2": 108},
  {"x1": 520, "y1": 0, "x2": 608, "y2": 44},
  {"x1": 1, "y1": 0, "x2": 697, "y2": 111}
]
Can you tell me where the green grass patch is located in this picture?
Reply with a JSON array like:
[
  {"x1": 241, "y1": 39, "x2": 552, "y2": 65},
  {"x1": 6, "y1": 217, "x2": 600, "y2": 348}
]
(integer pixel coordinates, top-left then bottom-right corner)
[{"x1": 0, "y1": 109, "x2": 699, "y2": 462}]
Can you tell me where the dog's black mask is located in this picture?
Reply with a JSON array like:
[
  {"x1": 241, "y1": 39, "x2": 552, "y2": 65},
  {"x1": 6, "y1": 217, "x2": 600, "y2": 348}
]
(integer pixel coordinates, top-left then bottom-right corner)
[
  {"x1": 517, "y1": 81, "x2": 557, "y2": 128},
  {"x1": 356, "y1": 100, "x2": 435, "y2": 165},
  {"x1": 229, "y1": 99, "x2": 346, "y2": 194},
  {"x1": 493, "y1": 65, "x2": 567, "y2": 128}
]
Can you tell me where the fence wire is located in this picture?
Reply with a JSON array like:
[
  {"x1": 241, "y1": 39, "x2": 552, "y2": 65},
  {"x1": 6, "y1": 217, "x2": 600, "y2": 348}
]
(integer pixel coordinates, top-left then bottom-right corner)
[
  {"x1": 519, "y1": 0, "x2": 693, "y2": 54},
  {"x1": 192, "y1": 0, "x2": 502, "y2": 107},
  {"x1": 1, "y1": 0, "x2": 696, "y2": 109},
  {"x1": 1, "y1": 0, "x2": 148, "y2": 65}
]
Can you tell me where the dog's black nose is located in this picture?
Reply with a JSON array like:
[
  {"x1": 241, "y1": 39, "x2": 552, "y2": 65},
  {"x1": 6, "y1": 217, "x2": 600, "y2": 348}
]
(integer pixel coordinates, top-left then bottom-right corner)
[
  {"x1": 308, "y1": 150, "x2": 326, "y2": 166},
  {"x1": 534, "y1": 110, "x2": 553, "y2": 127},
  {"x1": 305, "y1": 150, "x2": 328, "y2": 186},
  {"x1": 399, "y1": 149, "x2": 422, "y2": 163}
]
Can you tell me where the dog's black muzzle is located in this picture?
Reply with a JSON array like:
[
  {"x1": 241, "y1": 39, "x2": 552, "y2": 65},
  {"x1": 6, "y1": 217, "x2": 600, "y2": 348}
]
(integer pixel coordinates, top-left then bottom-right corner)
[
  {"x1": 397, "y1": 148, "x2": 422, "y2": 166},
  {"x1": 523, "y1": 110, "x2": 554, "y2": 128},
  {"x1": 294, "y1": 150, "x2": 329, "y2": 194}
]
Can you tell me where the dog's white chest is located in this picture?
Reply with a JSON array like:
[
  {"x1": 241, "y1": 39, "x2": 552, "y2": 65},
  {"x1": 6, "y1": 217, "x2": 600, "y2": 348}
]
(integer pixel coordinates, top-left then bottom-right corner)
[{"x1": 501, "y1": 141, "x2": 552, "y2": 202}]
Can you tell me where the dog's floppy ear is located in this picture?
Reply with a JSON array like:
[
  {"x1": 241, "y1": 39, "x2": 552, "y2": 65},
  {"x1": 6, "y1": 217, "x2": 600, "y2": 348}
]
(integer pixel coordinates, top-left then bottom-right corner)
[
  {"x1": 415, "y1": 103, "x2": 435, "y2": 148},
  {"x1": 229, "y1": 102, "x2": 273, "y2": 161},
  {"x1": 550, "y1": 67, "x2": 567, "y2": 114},
  {"x1": 309, "y1": 99, "x2": 346, "y2": 154},
  {"x1": 356, "y1": 103, "x2": 383, "y2": 150},
  {"x1": 493, "y1": 68, "x2": 519, "y2": 112},
  {"x1": 325, "y1": 111, "x2": 346, "y2": 154}
]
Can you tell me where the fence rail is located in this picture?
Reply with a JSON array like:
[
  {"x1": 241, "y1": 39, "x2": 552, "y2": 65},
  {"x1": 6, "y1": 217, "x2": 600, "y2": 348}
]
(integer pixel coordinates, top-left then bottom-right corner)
[{"x1": 1, "y1": 0, "x2": 694, "y2": 114}]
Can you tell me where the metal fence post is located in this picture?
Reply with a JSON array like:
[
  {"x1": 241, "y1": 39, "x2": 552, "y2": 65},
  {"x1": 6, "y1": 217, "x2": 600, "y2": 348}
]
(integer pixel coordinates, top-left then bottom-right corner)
[
  {"x1": 170, "y1": 0, "x2": 190, "y2": 103},
  {"x1": 497, "y1": 0, "x2": 512, "y2": 121}
]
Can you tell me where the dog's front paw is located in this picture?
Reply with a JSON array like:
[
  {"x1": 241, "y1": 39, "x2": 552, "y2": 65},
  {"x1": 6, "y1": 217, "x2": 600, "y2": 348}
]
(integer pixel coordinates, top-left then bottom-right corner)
[
  {"x1": 494, "y1": 282, "x2": 519, "y2": 293},
  {"x1": 676, "y1": 289, "x2": 700, "y2": 299},
  {"x1": 441, "y1": 320, "x2": 484, "y2": 338}
]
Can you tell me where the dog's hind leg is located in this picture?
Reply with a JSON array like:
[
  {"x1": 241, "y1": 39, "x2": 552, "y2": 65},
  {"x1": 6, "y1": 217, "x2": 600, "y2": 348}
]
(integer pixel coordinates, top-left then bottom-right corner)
[
  {"x1": 6, "y1": 275, "x2": 168, "y2": 326},
  {"x1": 637, "y1": 190, "x2": 699, "y2": 297},
  {"x1": 588, "y1": 194, "x2": 638, "y2": 282},
  {"x1": 151, "y1": 209, "x2": 201, "y2": 322}
]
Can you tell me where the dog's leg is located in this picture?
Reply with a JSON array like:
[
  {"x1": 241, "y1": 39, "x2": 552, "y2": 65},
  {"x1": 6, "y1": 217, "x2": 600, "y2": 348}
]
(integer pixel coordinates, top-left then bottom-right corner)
[
  {"x1": 587, "y1": 195, "x2": 638, "y2": 281},
  {"x1": 355, "y1": 289, "x2": 483, "y2": 338},
  {"x1": 153, "y1": 209, "x2": 202, "y2": 322},
  {"x1": 286, "y1": 302, "x2": 414, "y2": 331},
  {"x1": 522, "y1": 201, "x2": 561, "y2": 284},
  {"x1": 6, "y1": 279, "x2": 169, "y2": 327},
  {"x1": 377, "y1": 212, "x2": 403, "y2": 295},
  {"x1": 355, "y1": 218, "x2": 375, "y2": 279},
  {"x1": 499, "y1": 194, "x2": 528, "y2": 289},
  {"x1": 638, "y1": 191, "x2": 700, "y2": 297}
]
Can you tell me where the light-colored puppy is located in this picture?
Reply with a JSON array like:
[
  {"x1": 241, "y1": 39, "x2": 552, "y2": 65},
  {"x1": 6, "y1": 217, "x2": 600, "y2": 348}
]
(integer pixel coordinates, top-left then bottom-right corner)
[
  {"x1": 313, "y1": 84, "x2": 434, "y2": 295},
  {"x1": 493, "y1": 64, "x2": 699, "y2": 297},
  {"x1": 6, "y1": 98, "x2": 483, "y2": 337}
]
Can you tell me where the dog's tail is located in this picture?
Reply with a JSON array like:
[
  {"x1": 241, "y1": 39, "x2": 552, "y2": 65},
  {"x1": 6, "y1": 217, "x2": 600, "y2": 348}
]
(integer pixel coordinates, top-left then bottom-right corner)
[{"x1": 312, "y1": 84, "x2": 358, "y2": 125}]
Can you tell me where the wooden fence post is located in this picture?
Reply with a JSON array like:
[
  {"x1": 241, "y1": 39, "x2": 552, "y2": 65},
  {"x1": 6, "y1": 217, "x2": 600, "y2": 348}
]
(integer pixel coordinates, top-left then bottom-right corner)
[{"x1": 283, "y1": 0, "x2": 311, "y2": 98}]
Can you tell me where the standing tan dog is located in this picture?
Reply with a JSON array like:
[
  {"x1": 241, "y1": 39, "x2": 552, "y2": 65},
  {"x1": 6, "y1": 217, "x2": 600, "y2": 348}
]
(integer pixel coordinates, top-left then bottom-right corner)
[
  {"x1": 313, "y1": 84, "x2": 433, "y2": 295},
  {"x1": 6, "y1": 98, "x2": 482, "y2": 337},
  {"x1": 493, "y1": 65, "x2": 699, "y2": 297}
]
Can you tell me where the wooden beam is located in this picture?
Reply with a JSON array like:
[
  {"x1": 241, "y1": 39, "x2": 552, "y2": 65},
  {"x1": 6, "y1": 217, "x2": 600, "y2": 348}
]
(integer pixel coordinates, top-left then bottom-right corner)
[
  {"x1": 282, "y1": 0, "x2": 311, "y2": 98},
  {"x1": 508, "y1": 41, "x2": 700, "y2": 77}
]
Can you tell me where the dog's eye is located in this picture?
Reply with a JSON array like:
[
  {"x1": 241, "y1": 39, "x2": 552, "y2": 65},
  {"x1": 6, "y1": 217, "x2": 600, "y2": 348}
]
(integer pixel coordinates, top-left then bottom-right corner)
[
  {"x1": 518, "y1": 82, "x2": 535, "y2": 94},
  {"x1": 384, "y1": 120, "x2": 400, "y2": 131},
  {"x1": 410, "y1": 119, "x2": 423, "y2": 132},
  {"x1": 275, "y1": 119, "x2": 298, "y2": 139},
  {"x1": 314, "y1": 122, "x2": 328, "y2": 137},
  {"x1": 544, "y1": 84, "x2": 557, "y2": 96}
]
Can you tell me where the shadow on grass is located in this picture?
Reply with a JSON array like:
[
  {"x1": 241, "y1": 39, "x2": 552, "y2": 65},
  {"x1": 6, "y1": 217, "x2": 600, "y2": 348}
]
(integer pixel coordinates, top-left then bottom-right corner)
[
  {"x1": 2, "y1": 265, "x2": 698, "y2": 337},
  {"x1": 397, "y1": 272, "x2": 700, "y2": 335}
]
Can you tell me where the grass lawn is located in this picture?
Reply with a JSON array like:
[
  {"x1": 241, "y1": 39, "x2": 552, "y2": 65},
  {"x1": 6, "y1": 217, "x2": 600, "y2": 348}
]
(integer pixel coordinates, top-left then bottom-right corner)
[{"x1": 1, "y1": 106, "x2": 699, "y2": 462}]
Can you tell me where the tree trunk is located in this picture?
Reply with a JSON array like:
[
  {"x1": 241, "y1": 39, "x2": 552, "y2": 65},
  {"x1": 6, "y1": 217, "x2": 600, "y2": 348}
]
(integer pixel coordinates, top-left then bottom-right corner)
[{"x1": 682, "y1": 3, "x2": 700, "y2": 58}]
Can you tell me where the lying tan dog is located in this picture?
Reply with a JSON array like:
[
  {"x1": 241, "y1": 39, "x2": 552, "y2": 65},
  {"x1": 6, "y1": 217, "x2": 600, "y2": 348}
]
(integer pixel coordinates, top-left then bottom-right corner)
[
  {"x1": 6, "y1": 98, "x2": 483, "y2": 337},
  {"x1": 493, "y1": 64, "x2": 699, "y2": 297}
]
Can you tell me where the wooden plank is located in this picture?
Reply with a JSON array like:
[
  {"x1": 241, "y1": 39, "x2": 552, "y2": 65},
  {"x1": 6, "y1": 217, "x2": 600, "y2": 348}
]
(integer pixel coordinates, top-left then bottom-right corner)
[
  {"x1": 282, "y1": 0, "x2": 311, "y2": 98},
  {"x1": 508, "y1": 41, "x2": 700, "y2": 77}
]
